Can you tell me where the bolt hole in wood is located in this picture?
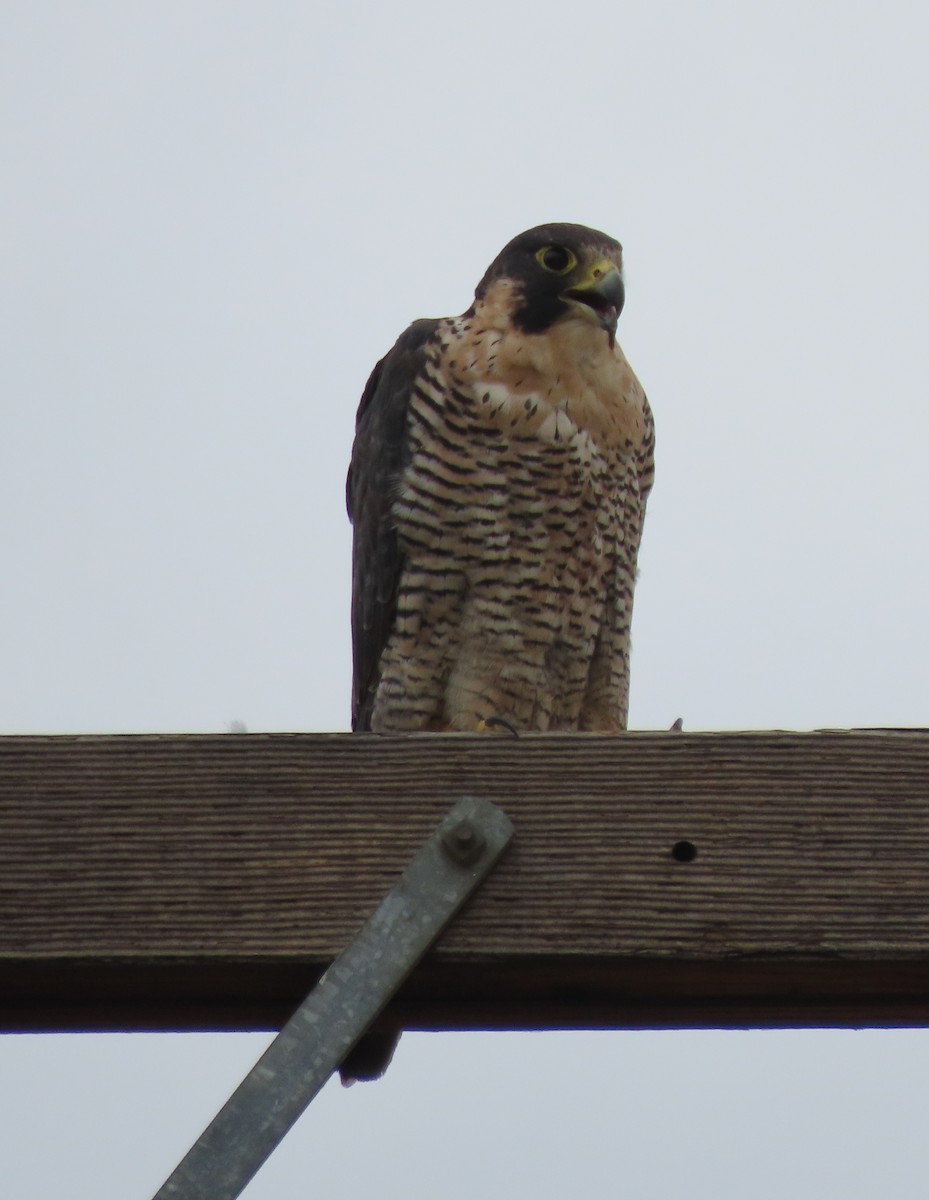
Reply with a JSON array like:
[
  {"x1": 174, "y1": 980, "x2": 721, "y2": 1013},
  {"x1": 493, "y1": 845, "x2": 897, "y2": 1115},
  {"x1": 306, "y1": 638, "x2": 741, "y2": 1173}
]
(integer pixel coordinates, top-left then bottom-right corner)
[{"x1": 671, "y1": 840, "x2": 698, "y2": 863}]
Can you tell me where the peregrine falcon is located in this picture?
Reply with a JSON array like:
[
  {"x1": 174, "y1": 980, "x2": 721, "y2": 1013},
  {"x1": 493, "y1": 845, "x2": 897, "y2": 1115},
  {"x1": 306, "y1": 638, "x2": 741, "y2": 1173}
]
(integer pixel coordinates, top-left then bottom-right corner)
[{"x1": 347, "y1": 223, "x2": 654, "y2": 737}]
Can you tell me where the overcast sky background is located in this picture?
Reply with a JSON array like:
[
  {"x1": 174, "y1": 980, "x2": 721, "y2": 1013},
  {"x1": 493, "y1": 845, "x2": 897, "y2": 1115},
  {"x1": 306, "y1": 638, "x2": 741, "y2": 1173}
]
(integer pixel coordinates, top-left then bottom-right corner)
[{"x1": 3, "y1": 1, "x2": 929, "y2": 1196}]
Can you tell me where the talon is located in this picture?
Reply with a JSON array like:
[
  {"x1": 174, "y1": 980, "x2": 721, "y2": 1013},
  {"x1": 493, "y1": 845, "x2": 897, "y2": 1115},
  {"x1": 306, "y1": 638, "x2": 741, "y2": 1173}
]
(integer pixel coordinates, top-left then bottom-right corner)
[{"x1": 477, "y1": 715, "x2": 520, "y2": 738}]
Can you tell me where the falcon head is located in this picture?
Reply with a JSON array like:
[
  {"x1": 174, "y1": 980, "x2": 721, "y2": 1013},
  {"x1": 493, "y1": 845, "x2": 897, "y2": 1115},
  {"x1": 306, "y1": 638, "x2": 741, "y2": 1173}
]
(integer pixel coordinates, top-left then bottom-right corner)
[{"x1": 473, "y1": 223, "x2": 625, "y2": 346}]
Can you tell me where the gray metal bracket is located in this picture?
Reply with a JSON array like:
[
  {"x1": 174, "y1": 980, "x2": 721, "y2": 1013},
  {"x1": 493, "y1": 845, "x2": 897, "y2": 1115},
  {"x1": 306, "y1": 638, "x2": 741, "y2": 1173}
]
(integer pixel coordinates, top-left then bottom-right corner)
[{"x1": 152, "y1": 795, "x2": 514, "y2": 1200}]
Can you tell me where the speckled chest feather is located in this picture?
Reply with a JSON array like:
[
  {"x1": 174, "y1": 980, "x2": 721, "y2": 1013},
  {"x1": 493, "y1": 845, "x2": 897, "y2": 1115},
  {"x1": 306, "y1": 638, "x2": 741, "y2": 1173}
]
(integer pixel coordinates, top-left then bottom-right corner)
[{"x1": 368, "y1": 281, "x2": 654, "y2": 733}]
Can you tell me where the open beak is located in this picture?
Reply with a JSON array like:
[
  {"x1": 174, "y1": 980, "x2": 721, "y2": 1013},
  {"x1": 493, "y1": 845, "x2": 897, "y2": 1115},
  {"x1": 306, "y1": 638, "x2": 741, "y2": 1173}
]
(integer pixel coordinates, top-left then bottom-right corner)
[{"x1": 561, "y1": 260, "x2": 625, "y2": 347}]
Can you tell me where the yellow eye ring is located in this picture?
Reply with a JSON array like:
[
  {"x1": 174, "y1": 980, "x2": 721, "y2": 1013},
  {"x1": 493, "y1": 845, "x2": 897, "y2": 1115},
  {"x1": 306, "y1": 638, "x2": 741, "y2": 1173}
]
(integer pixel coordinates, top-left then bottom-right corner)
[{"x1": 535, "y1": 245, "x2": 577, "y2": 275}]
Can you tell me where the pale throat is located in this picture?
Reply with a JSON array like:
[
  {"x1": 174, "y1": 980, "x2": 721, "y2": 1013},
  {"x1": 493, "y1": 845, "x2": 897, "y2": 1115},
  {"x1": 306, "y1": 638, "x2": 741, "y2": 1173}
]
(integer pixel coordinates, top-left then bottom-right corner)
[{"x1": 440, "y1": 280, "x2": 648, "y2": 448}]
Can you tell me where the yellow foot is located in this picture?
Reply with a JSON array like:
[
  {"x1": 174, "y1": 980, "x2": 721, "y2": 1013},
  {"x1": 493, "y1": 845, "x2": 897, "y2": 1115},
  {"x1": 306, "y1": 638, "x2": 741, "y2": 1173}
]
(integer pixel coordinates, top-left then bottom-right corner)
[{"x1": 477, "y1": 715, "x2": 520, "y2": 738}]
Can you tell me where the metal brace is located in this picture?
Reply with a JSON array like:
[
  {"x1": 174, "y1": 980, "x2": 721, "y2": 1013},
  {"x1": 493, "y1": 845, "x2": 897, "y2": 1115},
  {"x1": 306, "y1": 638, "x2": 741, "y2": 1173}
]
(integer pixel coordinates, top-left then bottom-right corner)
[{"x1": 152, "y1": 795, "x2": 514, "y2": 1200}]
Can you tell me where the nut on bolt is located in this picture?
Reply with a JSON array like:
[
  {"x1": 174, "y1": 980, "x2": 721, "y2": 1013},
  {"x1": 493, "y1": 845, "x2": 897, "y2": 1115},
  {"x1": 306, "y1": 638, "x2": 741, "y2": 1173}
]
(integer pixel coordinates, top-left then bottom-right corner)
[{"x1": 441, "y1": 819, "x2": 486, "y2": 865}]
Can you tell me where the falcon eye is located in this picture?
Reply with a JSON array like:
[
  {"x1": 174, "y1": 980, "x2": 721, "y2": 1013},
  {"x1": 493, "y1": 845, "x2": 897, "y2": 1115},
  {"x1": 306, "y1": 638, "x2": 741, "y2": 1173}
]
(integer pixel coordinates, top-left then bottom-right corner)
[{"x1": 536, "y1": 245, "x2": 577, "y2": 275}]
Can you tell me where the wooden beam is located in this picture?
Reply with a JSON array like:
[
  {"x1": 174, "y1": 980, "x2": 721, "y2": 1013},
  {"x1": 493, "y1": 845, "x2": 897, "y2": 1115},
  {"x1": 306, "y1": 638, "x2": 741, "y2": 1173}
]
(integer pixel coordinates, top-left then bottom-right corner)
[{"x1": 2, "y1": 730, "x2": 929, "y2": 1033}]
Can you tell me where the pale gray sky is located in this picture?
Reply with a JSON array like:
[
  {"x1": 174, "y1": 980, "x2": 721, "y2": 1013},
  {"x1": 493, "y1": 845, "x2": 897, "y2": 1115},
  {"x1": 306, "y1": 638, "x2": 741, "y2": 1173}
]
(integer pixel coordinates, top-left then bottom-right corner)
[{"x1": 3, "y1": 1, "x2": 928, "y2": 1196}]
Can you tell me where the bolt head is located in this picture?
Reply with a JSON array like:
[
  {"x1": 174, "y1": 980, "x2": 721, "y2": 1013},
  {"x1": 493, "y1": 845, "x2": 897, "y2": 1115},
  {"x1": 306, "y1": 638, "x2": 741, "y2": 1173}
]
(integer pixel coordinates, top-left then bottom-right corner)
[{"x1": 442, "y1": 819, "x2": 485, "y2": 865}]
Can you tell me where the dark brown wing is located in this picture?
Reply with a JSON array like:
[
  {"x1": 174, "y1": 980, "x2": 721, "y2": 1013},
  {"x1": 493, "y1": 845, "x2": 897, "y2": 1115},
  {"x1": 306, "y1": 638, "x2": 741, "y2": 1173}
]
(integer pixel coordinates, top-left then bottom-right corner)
[{"x1": 346, "y1": 318, "x2": 439, "y2": 731}]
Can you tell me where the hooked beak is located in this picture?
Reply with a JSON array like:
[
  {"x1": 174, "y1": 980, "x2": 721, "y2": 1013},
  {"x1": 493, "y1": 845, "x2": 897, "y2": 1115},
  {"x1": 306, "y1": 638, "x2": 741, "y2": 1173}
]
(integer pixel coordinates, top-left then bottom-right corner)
[{"x1": 561, "y1": 259, "x2": 625, "y2": 347}]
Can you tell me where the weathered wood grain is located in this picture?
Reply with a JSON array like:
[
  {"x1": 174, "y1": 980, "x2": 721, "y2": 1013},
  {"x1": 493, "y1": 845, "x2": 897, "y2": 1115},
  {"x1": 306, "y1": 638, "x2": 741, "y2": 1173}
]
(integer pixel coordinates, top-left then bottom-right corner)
[{"x1": 2, "y1": 730, "x2": 929, "y2": 1031}]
